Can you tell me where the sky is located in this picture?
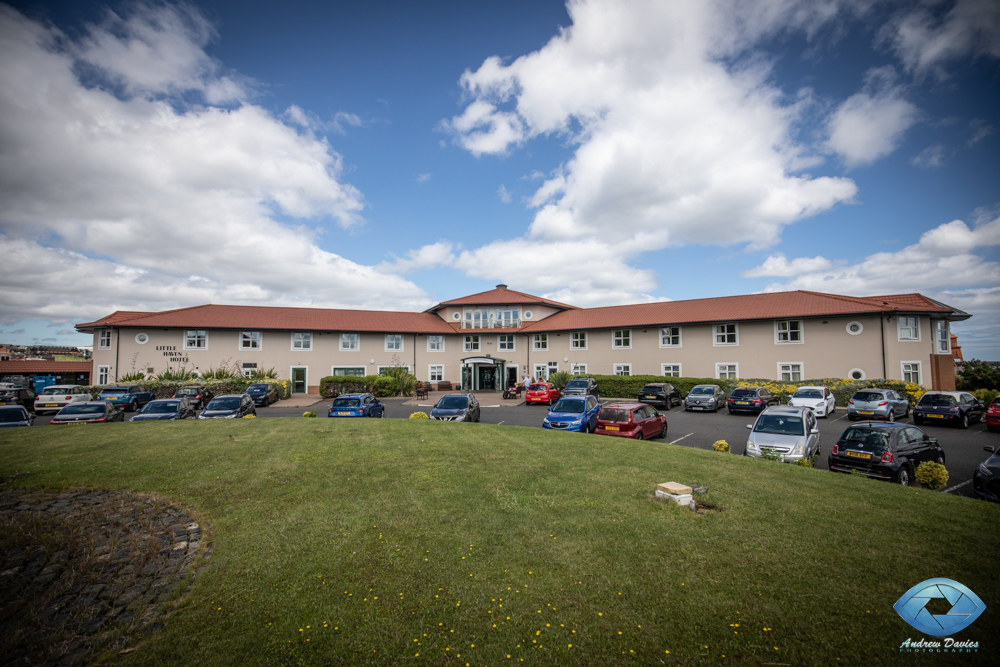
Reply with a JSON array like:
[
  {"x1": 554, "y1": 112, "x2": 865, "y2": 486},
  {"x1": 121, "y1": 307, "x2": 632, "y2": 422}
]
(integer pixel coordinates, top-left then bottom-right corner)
[{"x1": 0, "y1": 0, "x2": 998, "y2": 359}]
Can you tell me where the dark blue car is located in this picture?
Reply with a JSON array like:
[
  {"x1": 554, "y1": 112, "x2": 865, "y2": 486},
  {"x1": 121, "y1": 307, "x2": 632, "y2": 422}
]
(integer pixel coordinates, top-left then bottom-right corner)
[
  {"x1": 543, "y1": 396, "x2": 601, "y2": 433},
  {"x1": 0, "y1": 405, "x2": 34, "y2": 427},
  {"x1": 129, "y1": 398, "x2": 196, "y2": 421},
  {"x1": 328, "y1": 393, "x2": 384, "y2": 418}
]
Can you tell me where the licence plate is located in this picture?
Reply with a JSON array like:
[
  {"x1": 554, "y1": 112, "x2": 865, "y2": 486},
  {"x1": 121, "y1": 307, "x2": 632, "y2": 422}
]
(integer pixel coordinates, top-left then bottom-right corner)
[
  {"x1": 70, "y1": 422, "x2": 86, "y2": 425},
  {"x1": 691, "y1": 406, "x2": 703, "y2": 410},
  {"x1": 0, "y1": 402, "x2": 8, "y2": 405},
  {"x1": 45, "y1": 403, "x2": 60, "y2": 407},
  {"x1": 605, "y1": 426, "x2": 619, "y2": 431},
  {"x1": 737, "y1": 401, "x2": 749, "y2": 405},
  {"x1": 928, "y1": 414, "x2": 945, "y2": 419},
  {"x1": 645, "y1": 395, "x2": 657, "y2": 399},
  {"x1": 845, "y1": 451, "x2": 870, "y2": 459},
  {"x1": 858, "y1": 411, "x2": 874, "y2": 415},
  {"x1": 338, "y1": 412, "x2": 350, "y2": 415}
]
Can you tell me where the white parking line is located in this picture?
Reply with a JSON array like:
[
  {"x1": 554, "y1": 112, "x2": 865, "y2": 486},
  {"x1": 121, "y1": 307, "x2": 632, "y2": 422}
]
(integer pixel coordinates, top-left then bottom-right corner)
[
  {"x1": 831, "y1": 413, "x2": 849, "y2": 423},
  {"x1": 942, "y1": 479, "x2": 972, "y2": 494},
  {"x1": 670, "y1": 433, "x2": 694, "y2": 444}
]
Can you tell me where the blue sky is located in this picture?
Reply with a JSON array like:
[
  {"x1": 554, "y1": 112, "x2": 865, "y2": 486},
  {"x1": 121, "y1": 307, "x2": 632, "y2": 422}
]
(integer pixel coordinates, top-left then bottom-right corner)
[{"x1": 1, "y1": 0, "x2": 998, "y2": 359}]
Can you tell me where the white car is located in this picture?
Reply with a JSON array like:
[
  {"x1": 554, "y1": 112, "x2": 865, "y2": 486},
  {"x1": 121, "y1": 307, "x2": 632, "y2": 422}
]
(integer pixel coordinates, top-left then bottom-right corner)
[
  {"x1": 787, "y1": 386, "x2": 836, "y2": 418},
  {"x1": 33, "y1": 385, "x2": 92, "y2": 414}
]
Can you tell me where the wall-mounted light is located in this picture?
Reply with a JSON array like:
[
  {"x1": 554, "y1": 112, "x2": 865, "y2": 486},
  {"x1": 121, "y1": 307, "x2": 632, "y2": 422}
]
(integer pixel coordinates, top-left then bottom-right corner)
[
  {"x1": 564, "y1": 357, "x2": 568, "y2": 362},
  {"x1": 370, "y1": 359, "x2": 375, "y2": 364}
]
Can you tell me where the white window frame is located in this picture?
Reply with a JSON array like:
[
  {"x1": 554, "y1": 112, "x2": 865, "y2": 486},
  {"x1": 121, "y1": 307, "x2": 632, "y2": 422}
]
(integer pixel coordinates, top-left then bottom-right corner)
[
  {"x1": 97, "y1": 365, "x2": 110, "y2": 384},
  {"x1": 901, "y1": 361, "x2": 921, "y2": 384},
  {"x1": 571, "y1": 363, "x2": 588, "y2": 375},
  {"x1": 659, "y1": 326, "x2": 681, "y2": 348},
  {"x1": 662, "y1": 363, "x2": 681, "y2": 377},
  {"x1": 331, "y1": 366, "x2": 366, "y2": 377},
  {"x1": 897, "y1": 316, "x2": 920, "y2": 341},
  {"x1": 534, "y1": 364, "x2": 549, "y2": 380},
  {"x1": 778, "y1": 362, "x2": 803, "y2": 382},
  {"x1": 934, "y1": 320, "x2": 949, "y2": 354},
  {"x1": 239, "y1": 331, "x2": 262, "y2": 351},
  {"x1": 464, "y1": 335, "x2": 480, "y2": 352},
  {"x1": 571, "y1": 332, "x2": 588, "y2": 350},
  {"x1": 385, "y1": 334, "x2": 403, "y2": 352},
  {"x1": 533, "y1": 334, "x2": 548, "y2": 351},
  {"x1": 98, "y1": 330, "x2": 112, "y2": 350},
  {"x1": 498, "y1": 334, "x2": 515, "y2": 351},
  {"x1": 714, "y1": 323, "x2": 738, "y2": 346},
  {"x1": 775, "y1": 320, "x2": 803, "y2": 344},
  {"x1": 614, "y1": 363, "x2": 631, "y2": 376},
  {"x1": 378, "y1": 365, "x2": 410, "y2": 375},
  {"x1": 427, "y1": 335, "x2": 445, "y2": 352},
  {"x1": 848, "y1": 368, "x2": 866, "y2": 381},
  {"x1": 428, "y1": 365, "x2": 444, "y2": 382},
  {"x1": 184, "y1": 330, "x2": 208, "y2": 350},
  {"x1": 291, "y1": 332, "x2": 312, "y2": 351},
  {"x1": 340, "y1": 333, "x2": 360, "y2": 351},
  {"x1": 716, "y1": 363, "x2": 739, "y2": 380},
  {"x1": 612, "y1": 330, "x2": 632, "y2": 349}
]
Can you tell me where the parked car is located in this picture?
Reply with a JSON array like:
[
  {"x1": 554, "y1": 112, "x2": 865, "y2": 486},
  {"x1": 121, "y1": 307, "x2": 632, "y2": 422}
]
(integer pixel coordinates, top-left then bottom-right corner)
[
  {"x1": 744, "y1": 406, "x2": 820, "y2": 463},
  {"x1": 130, "y1": 398, "x2": 196, "y2": 421},
  {"x1": 847, "y1": 389, "x2": 909, "y2": 422},
  {"x1": 684, "y1": 384, "x2": 726, "y2": 412},
  {"x1": 198, "y1": 394, "x2": 256, "y2": 419},
  {"x1": 0, "y1": 387, "x2": 37, "y2": 411},
  {"x1": 0, "y1": 405, "x2": 34, "y2": 427},
  {"x1": 50, "y1": 402, "x2": 125, "y2": 425},
  {"x1": 560, "y1": 377, "x2": 600, "y2": 401},
  {"x1": 787, "y1": 386, "x2": 836, "y2": 418},
  {"x1": 245, "y1": 383, "x2": 278, "y2": 407},
  {"x1": 97, "y1": 385, "x2": 154, "y2": 412},
  {"x1": 328, "y1": 393, "x2": 385, "y2": 418},
  {"x1": 594, "y1": 403, "x2": 667, "y2": 440},
  {"x1": 526, "y1": 382, "x2": 561, "y2": 406},
  {"x1": 172, "y1": 386, "x2": 214, "y2": 409},
  {"x1": 637, "y1": 383, "x2": 681, "y2": 410},
  {"x1": 727, "y1": 386, "x2": 779, "y2": 415},
  {"x1": 32, "y1": 385, "x2": 90, "y2": 415},
  {"x1": 543, "y1": 396, "x2": 601, "y2": 433},
  {"x1": 912, "y1": 391, "x2": 985, "y2": 429},
  {"x1": 987, "y1": 396, "x2": 1000, "y2": 433},
  {"x1": 429, "y1": 394, "x2": 480, "y2": 422},
  {"x1": 827, "y1": 423, "x2": 944, "y2": 486},
  {"x1": 973, "y1": 445, "x2": 1000, "y2": 502}
]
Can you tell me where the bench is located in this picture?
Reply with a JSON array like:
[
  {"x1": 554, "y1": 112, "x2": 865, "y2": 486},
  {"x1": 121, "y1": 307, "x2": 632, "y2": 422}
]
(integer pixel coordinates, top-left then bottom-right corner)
[
  {"x1": 437, "y1": 380, "x2": 453, "y2": 392},
  {"x1": 415, "y1": 382, "x2": 428, "y2": 400}
]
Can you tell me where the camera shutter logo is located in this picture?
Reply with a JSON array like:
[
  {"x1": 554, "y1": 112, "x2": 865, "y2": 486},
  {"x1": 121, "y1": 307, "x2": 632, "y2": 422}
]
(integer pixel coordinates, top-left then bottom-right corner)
[{"x1": 893, "y1": 578, "x2": 985, "y2": 637}]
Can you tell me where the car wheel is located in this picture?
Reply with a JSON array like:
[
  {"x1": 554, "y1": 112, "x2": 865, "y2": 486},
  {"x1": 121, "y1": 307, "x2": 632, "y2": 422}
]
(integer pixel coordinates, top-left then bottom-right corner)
[
  {"x1": 980, "y1": 412, "x2": 987, "y2": 423},
  {"x1": 936, "y1": 453, "x2": 946, "y2": 466},
  {"x1": 904, "y1": 404, "x2": 910, "y2": 418},
  {"x1": 659, "y1": 423, "x2": 667, "y2": 439},
  {"x1": 635, "y1": 431, "x2": 643, "y2": 441},
  {"x1": 895, "y1": 465, "x2": 912, "y2": 486},
  {"x1": 727, "y1": 408, "x2": 734, "y2": 415},
  {"x1": 129, "y1": 400, "x2": 137, "y2": 412},
  {"x1": 886, "y1": 411, "x2": 894, "y2": 423},
  {"x1": 582, "y1": 422, "x2": 589, "y2": 434},
  {"x1": 960, "y1": 413, "x2": 970, "y2": 429}
]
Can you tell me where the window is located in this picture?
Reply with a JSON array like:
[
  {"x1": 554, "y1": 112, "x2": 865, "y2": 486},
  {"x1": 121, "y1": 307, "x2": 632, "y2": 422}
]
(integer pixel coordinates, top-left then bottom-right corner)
[
  {"x1": 240, "y1": 331, "x2": 262, "y2": 350},
  {"x1": 779, "y1": 363, "x2": 803, "y2": 382},
  {"x1": 898, "y1": 316, "x2": 920, "y2": 341},
  {"x1": 332, "y1": 367, "x2": 365, "y2": 376},
  {"x1": 378, "y1": 365, "x2": 410, "y2": 375},
  {"x1": 98, "y1": 365, "x2": 110, "y2": 384},
  {"x1": 660, "y1": 326, "x2": 681, "y2": 347},
  {"x1": 571, "y1": 332, "x2": 588, "y2": 349},
  {"x1": 714, "y1": 324, "x2": 738, "y2": 345},
  {"x1": 849, "y1": 368, "x2": 866, "y2": 381},
  {"x1": 902, "y1": 362, "x2": 921, "y2": 384},
  {"x1": 533, "y1": 334, "x2": 548, "y2": 350},
  {"x1": 291, "y1": 333, "x2": 312, "y2": 350},
  {"x1": 613, "y1": 330, "x2": 631, "y2": 349},
  {"x1": 464, "y1": 335, "x2": 480, "y2": 352},
  {"x1": 427, "y1": 335, "x2": 444, "y2": 352},
  {"x1": 340, "y1": 333, "x2": 359, "y2": 351},
  {"x1": 775, "y1": 320, "x2": 802, "y2": 344},
  {"x1": 935, "y1": 320, "x2": 949, "y2": 353},
  {"x1": 716, "y1": 363, "x2": 738, "y2": 380},
  {"x1": 98, "y1": 330, "x2": 112, "y2": 349},
  {"x1": 571, "y1": 363, "x2": 587, "y2": 375},
  {"x1": 534, "y1": 364, "x2": 549, "y2": 380},
  {"x1": 185, "y1": 330, "x2": 208, "y2": 350},
  {"x1": 498, "y1": 308, "x2": 520, "y2": 327},
  {"x1": 464, "y1": 308, "x2": 488, "y2": 328},
  {"x1": 662, "y1": 364, "x2": 681, "y2": 377},
  {"x1": 385, "y1": 334, "x2": 403, "y2": 351},
  {"x1": 614, "y1": 364, "x2": 631, "y2": 376},
  {"x1": 498, "y1": 334, "x2": 515, "y2": 351},
  {"x1": 846, "y1": 321, "x2": 863, "y2": 335},
  {"x1": 548, "y1": 361, "x2": 558, "y2": 376},
  {"x1": 429, "y1": 365, "x2": 444, "y2": 382}
]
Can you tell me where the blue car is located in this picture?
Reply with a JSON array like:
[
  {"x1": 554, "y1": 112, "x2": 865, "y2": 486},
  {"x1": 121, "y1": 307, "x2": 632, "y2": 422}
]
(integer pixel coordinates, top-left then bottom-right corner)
[
  {"x1": 543, "y1": 396, "x2": 601, "y2": 433},
  {"x1": 0, "y1": 405, "x2": 34, "y2": 427},
  {"x1": 328, "y1": 393, "x2": 384, "y2": 418},
  {"x1": 129, "y1": 398, "x2": 196, "y2": 421}
]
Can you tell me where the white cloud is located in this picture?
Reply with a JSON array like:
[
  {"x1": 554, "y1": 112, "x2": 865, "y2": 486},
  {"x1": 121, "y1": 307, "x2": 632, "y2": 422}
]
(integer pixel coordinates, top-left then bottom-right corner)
[
  {"x1": 56, "y1": 329, "x2": 75, "y2": 335},
  {"x1": 497, "y1": 184, "x2": 512, "y2": 203},
  {"x1": 377, "y1": 241, "x2": 456, "y2": 275},
  {"x1": 968, "y1": 119, "x2": 994, "y2": 146},
  {"x1": 416, "y1": 173, "x2": 431, "y2": 183},
  {"x1": 882, "y1": 0, "x2": 1000, "y2": 77},
  {"x1": 0, "y1": 3, "x2": 432, "y2": 322},
  {"x1": 741, "y1": 254, "x2": 839, "y2": 278},
  {"x1": 911, "y1": 144, "x2": 946, "y2": 168}
]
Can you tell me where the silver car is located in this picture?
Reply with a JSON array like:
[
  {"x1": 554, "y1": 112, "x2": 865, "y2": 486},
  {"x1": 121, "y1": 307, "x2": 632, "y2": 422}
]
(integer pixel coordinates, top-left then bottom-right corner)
[
  {"x1": 684, "y1": 384, "x2": 726, "y2": 412},
  {"x1": 744, "y1": 406, "x2": 820, "y2": 463},
  {"x1": 847, "y1": 389, "x2": 909, "y2": 422}
]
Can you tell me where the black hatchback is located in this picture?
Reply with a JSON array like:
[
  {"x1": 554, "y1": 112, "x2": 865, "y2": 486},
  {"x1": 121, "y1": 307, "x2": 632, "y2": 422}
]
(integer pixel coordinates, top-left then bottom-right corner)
[
  {"x1": 638, "y1": 383, "x2": 680, "y2": 410},
  {"x1": 727, "y1": 387, "x2": 780, "y2": 414},
  {"x1": 50, "y1": 402, "x2": 125, "y2": 425},
  {"x1": 245, "y1": 383, "x2": 278, "y2": 407},
  {"x1": 973, "y1": 445, "x2": 1000, "y2": 502},
  {"x1": 828, "y1": 423, "x2": 945, "y2": 486},
  {"x1": 172, "y1": 386, "x2": 214, "y2": 409},
  {"x1": 199, "y1": 394, "x2": 257, "y2": 419}
]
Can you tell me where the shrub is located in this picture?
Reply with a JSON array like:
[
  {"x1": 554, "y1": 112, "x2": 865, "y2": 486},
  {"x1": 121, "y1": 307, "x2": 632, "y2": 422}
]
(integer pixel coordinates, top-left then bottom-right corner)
[
  {"x1": 319, "y1": 375, "x2": 379, "y2": 398},
  {"x1": 548, "y1": 371, "x2": 573, "y2": 390},
  {"x1": 409, "y1": 411, "x2": 429, "y2": 419},
  {"x1": 118, "y1": 370, "x2": 147, "y2": 382},
  {"x1": 242, "y1": 414, "x2": 257, "y2": 419},
  {"x1": 372, "y1": 376, "x2": 396, "y2": 398},
  {"x1": 957, "y1": 359, "x2": 1000, "y2": 391},
  {"x1": 914, "y1": 462, "x2": 949, "y2": 490},
  {"x1": 156, "y1": 367, "x2": 196, "y2": 381},
  {"x1": 302, "y1": 411, "x2": 317, "y2": 418},
  {"x1": 795, "y1": 455, "x2": 817, "y2": 468},
  {"x1": 248, "y1": 367, "x2": 279, "y2": 381},
  {"x1": 973, "y1": 388, "x2": 999, "y2": 406},
  {"x1": 712, "y1": 440, "x2": 730, "y2": 453}
]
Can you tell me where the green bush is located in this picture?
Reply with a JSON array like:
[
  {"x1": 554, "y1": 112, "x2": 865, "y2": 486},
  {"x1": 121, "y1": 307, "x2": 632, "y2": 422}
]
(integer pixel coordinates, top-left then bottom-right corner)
[
  {"x1": 372, "y1": 376, "x2": 397, "y2": 398},
  {"x1": 81, "y1": 378, "x2": 253, "y2": 400},
  {"x1": 973, "y1": 388, "x2": 998, "y2": 405},
  {"x1": 302, "y1": 411, "x2": 317, "y2": 418},
  {"x1": 712, "y1": 440, "x2": 730, "y2": 453},
  {"x1": 957, "y1": 359, "x2": 1000, "y2": 391},
  {"x1": 319, "y1": 375, "x2": 379, "y2": 398},
  {"x1": 118, "y1": 370, "x2": 147, "y2": 382},
  {"x1": 409, "y1": 411, "x2": 429, "y2": 419},
  {"x1": 548, "y1": 371, "x2": 573, "y2": 390},
  {"x1": 248, "y1": 367, "x2": 279, "y2": 381},
  {"x1": 914, "y1": 462, "x2": 950, "y2": 490},
  {"x1": 795, "y1": 455, "x2": 817, "y2": 468}
]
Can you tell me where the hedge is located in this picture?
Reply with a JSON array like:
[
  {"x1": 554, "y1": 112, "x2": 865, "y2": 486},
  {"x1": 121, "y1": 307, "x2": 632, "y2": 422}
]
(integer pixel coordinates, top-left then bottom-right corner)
[
  {"x1": 80, "y1": 378, "x2": 292, "y2": 401},
  {"x1": 318, "y1": 375, "x2": 410, "y2": 399}
]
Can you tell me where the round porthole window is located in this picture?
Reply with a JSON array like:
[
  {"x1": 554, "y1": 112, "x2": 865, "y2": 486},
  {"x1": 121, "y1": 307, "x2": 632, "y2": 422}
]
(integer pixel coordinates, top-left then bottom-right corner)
[
  {"x1": 523, "y1": 310, "x2": 533, "y2": 320},
  {"x1": 452, "y1": 312, "x2": 461, "y2": 321},
  {"x1": 846, "y1": 321, "x2": 863, "y2": 335},
  {"x1": 135, "y1": 333, "x2": 149, "y2": 344},
  {"x1": 849, "y1": 368, "x2": 866, "y2": 381}
]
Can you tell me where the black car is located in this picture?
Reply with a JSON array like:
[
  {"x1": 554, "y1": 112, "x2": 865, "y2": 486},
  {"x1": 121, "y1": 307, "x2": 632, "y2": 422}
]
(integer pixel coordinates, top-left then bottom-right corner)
[
  {"x1": 973, "y1": 445, "x2": 1000, "y2": 502},
  {"x1": 430, "y1": 394, "x2": 480, "y2": 422},
  {"x1": 130, "y1": 398, "x2": 196, "y2": 421},
  {"x1": 561, "y1": 377, "x2": 600, "y2": 401},
  {"x1": 199, "y1": 394, "x2": 257, "y2": 419},
  {"x1": 913, "y1": 391, "x2": 985, "y2": 429},
  {"x1": 727, "y1": 386, "x2": 780, "y2": 414},
  {"x1": 827, "y1": 423, "x2": 945, "y2": 486},
  {"x1": 172, "y1": 386, "x2": 214, "y2": 409},
  {"x1": 50, "y1": 402, "x2": 125, "y2": 425},
  {"x1": 0, "y1": 387, "x2": 37, "y2": 411},
  {"x1": 245, "y1": 383, "x2": 279, "y2": 407},
  {"x1": 638, "y1": 383, "x2": 680, "y2": 410},
  {"x1": 0, "y1": 405, "x2": 34, "y2": 427}
]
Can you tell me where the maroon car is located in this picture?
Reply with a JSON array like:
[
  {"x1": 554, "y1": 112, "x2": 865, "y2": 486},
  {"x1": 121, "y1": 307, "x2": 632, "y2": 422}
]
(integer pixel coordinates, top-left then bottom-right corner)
[{"x1": 594, "y1": 402, "x2": 667, "y2": 440}]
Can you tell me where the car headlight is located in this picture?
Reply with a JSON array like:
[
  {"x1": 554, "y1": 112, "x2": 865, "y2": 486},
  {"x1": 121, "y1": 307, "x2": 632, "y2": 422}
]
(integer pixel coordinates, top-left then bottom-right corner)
[
  {"x1": 198, "y1": 414, "x2": 207, "y2": 419},
  {"x1": 454, "y1": 414, "x2": 466, "y2": 422},
  {"x1": 570, "y1": 418, "x2": 582, "y2": 425},
  {"x1": 747, "y1": 440, "x2": 758, "y2": 451},
  {"x1": 979, "y1": 462, "x2": 994, "y2": 477},
  {"x1": 543, "y1": 416, "x2": 551, "y2": 423},
  {"x1": 791, "y1": 445, "x2": 804, "y2": 455},
  {"x1": 225, "y1": 414, "x2": 238, "y2": 419}
]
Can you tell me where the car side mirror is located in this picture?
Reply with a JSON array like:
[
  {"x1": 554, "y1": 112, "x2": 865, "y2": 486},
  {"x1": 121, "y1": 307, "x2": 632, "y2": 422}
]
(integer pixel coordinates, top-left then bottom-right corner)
[
  {"x1": 811, "y1": 428, "x2": 820, "y2": 434},
  {"x1": 746, "y1": 424, "x2": 753, "y2": 429},
  {"x1": 985, "y1": 446, "x2": 997, "y2": 454}
]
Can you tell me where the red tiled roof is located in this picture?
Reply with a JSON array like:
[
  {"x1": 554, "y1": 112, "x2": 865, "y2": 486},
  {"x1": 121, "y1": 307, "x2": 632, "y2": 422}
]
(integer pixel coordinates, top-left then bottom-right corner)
[
  {"x1": 86, "y1": 311, "x2": 154, "y2": 325},
  {"x1": 428, "y1": 287, "x2": 576, "y2": 311},
  {"x1": 0, "y1": 360, "x2": 92, "y2": 374}
]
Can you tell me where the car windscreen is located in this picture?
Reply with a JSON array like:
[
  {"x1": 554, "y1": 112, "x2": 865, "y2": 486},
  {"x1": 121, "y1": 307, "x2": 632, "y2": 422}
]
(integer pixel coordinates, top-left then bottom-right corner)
[
  {"x1": 437, "y1": 397, "x2": 469, "y2": 409},
  {"x1": 731, "y1": 390, "x2": 757, "y2": 398},
  {"x1": 206, "y1": 398, "x2": 241, "y2": 410},
  {"x1": 174, "y1": 387, "x2": 199, "y2": 395},
  {"x1": 61, "y1": 404, "x2": 106, "y2": 415},
  {"x1": 918, "y1": 394, "x2": 957, "y2": 406},
  {"x1": 690, "y1": 387, "x2": 715, "y2": 395},
  {"x1": 993, "y1": 397, "x2": 1000, "y2": 407},
  {"x1": 754, "y1": 415, "x2": 804, "y2": 435},
  {"x1": 641, "y1": 386, "x2": 665, "y2": 393},
  {"x1": 852, "y1": 392, "x2": 885, "y2": 402},
  {"x1": 332, "y1": 398, "x2": 361, "y2": 407},
  {"x1": 551, "y1": 399, "x2": 585, "y2": 414},
  {"x1": 599, "y1": 407, "x2": 630, "y2": 422},
  {"x1": 793, "y1": 389, "x2": 823, "y2": 399},
  {"x1": 40, "y1": 387, "x2": 70, "y2": 395},
  {"x1": 142, "y1": 401, "x2": 181, "y2": 414},
  {"x1": 564, "y1": 380, "x2": 589, "y2": 389},
  {"x1": 100, "y1": 387, "x2": 129, "y2": 394},
  {"x1": 0, "y1": 408, "x2": 28, "y2": 422},
  {"x1": 840, "y1": 428, "x2": 889, "y2": 450},
  {"x1": 248, "y1": 384, "x2": 269, "y2": 392},
  {"x1": 529, "y1": 384, "x2": 548, "y2": 391}
]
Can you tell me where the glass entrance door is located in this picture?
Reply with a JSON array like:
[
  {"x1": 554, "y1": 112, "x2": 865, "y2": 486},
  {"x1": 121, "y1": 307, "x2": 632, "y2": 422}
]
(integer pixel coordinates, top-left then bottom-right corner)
[
  {"x1": 478, "y1": 366, "x2": 496, "y2": 390},
  {"x1": 291, "y1": 367, "x2": 307, "y2": 394}
]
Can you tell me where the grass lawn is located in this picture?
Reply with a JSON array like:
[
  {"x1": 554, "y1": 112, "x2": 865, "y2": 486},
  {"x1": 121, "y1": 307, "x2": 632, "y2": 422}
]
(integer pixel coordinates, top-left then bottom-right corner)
[{"x1": 1, "y1": 419, "x2": 996, "y2": 665}]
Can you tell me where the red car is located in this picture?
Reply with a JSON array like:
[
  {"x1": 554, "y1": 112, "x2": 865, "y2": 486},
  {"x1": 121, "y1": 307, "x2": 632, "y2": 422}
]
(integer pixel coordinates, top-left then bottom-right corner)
[
  {"x1": 526, "y1": 382, "x2": 561, "y2": 405},
  {"x1": 594, "y1": 403, "x2": 667, "y2": 440},
  {"x1": 987, "y1": 396, "x2": 1000, "y2": 433}
]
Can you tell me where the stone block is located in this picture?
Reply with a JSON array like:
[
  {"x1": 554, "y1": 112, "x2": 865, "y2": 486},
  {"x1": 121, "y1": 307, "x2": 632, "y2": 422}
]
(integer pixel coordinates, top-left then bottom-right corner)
[
  {"x1": 656, "y1": 482, "x2": 692, "y2": 495},
  {"x1": 655, "y1": 489, "x2": 693, "y2": 506}
]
